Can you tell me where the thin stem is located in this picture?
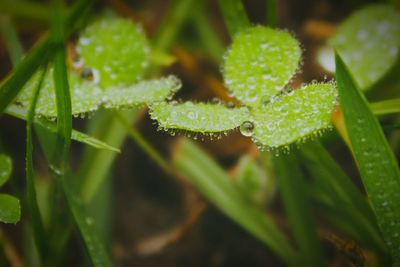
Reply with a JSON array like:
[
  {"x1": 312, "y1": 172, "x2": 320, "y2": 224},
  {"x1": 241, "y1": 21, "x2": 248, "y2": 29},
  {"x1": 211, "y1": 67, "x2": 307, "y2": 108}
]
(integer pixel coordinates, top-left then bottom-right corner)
[
  {"x1": 0, "y1": 17, "x2": 24, "y2": 66},
  {"x1": 114, "y1": 111, "x2": 172, "y2": 175},
  {"x1": 217, "y1": 0, "x2": 250, "y2": 37}
]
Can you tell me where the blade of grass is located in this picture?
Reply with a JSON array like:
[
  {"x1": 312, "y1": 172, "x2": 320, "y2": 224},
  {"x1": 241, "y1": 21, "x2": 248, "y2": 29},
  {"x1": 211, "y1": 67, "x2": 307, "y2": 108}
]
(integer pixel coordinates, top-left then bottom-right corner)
[
  {"x1": 0, "y1": 0, "x2": 50, "y2": 23},
  {"x1": 336, "y1": 52, "x2": 400, "y2": 265},
  {"x1": 371, "y1": 98, "x2": 400, "y2": 116},
  {"x1": 152, "y1": 0, "x2": 196, "y2": 52},
  {"x1": 273, "y1": 153, "x2": 323, "y2": 267},
  {"x1": 5, "y1": 105, "x2": 120, "y2": 152},
  {"x1": 191, "y1": 1, "x2": 225, "y2": 62},
  {"x1": 0, "y1": 16, "x2": 23, "y2": 66},
  {"x1": 217, "y1": 0, "x2": 250, "y2": 37},
  {"x1": 265, "y1": 0, "x2": 277, "y2": 27},
  {"x1": 25, "y1": 67, "x2": 47, "y2": 263},
  {"x1": 174, "y1": 140, "x2": 298, "y2": 266},
  {"x1": 300, "y1": 141, "x2": 374, "y2": 221}
]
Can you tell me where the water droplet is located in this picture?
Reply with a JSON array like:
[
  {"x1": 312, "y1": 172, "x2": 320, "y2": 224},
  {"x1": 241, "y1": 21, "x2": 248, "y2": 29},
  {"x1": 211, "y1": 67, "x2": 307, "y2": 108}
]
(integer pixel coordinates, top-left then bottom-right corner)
[
  {"x1": 81, "y1": 68, "x2": 94, "y2": 80},
  {"x1": 240, "y1": 121, "x2": 254, "y2": 137}
]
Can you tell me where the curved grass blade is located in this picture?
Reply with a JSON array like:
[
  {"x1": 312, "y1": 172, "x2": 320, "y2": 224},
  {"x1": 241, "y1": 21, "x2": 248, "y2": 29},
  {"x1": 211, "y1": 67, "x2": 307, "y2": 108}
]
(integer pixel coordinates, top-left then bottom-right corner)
[
  {"x1": 5, "y1": 105, "x2": 119, "y2": 152},
  {"x1": 336, "y1": 52, "x2": 400, "y2": 265},
  {"x1": 174, "y1": 140, "x2": 298, "y2": 267}
]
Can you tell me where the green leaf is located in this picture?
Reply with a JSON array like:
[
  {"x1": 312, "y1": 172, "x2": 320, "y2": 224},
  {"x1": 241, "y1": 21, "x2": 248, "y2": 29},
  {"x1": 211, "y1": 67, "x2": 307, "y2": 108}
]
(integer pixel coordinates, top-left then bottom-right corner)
[
  {"x1": 223, "y1": 26, "x2": 301, "y2": 106},
  {"x1": 17, "y1": 69, "x2": 100, "y2": 117},
  {"x1": 5, "y1": 105, "x2": 120, "y2": 152},
  {"x1": 330, "y1": 4, "x2": 400, "y2": 90},
  {"x1": 77, "y1": 17, "x2": 150, "y2": 88},
  {"x1": 101, "y1": 76, "x2": 181, "y2": 108},
  {"x1": 149, "y1": 101, "x2": 249, "y2": 133},
  {"x1": 336, "y1": 52, "x2": 400, "y2": 265},
  {"x1": 173, "y1": 140, "x2": 298, "y2": 266},
  {"x1": 0, "y1": 194, "x2": 20, "y2": 224},
  {"x1": 0, "y1": 154, "x2": 12, "y2": 187},
  {"x1": 18, "y1": 68, "x2": 181, "y2": 117},
  {"x1": 251, "y1": 82, "x2": 338, "y2": 148}
]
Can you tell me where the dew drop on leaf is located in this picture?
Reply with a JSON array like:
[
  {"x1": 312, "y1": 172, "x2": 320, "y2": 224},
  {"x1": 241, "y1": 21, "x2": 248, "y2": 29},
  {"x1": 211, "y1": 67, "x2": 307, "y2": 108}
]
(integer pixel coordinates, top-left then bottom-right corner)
[{"x1": 240, "y1": 121, "x2": 254, "y2": 137}]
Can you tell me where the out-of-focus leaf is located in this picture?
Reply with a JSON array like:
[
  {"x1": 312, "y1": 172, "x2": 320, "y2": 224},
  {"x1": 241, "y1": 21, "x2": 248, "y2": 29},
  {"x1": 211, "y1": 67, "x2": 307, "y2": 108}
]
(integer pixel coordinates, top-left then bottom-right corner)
[
  {"x1": 0, "y1": 154, "x2": 12, "y2": 187},
  {"x1": 0, "y1": 194, "x2": 20, "y2": 224}
]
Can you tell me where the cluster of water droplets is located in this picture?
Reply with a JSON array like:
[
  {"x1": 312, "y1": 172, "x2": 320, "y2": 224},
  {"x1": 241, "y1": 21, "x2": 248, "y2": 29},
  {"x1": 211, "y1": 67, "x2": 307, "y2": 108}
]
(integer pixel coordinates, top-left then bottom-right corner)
[
  {"x1": 222, "y1": 26, "x2": 301, "y2": 106},
  {"x1": 149, "y1": 101, "x2": 250, "y2": 134}
]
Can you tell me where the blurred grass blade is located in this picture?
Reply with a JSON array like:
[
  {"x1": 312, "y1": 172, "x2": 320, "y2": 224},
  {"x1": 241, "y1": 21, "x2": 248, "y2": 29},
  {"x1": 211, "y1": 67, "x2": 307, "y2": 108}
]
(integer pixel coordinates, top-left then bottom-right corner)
[
  {"x1": 371, "y1": 98, "x2": 400, "y2": 116},
  {"x1": 273, "y1": 153, "x2": 323, "y2": 267},
  {"x1": 336, "y1": 52, "x2": 400, "y2": 265},
  {"x1": 63, "y1": 179, "x2": 112, "y2": 267},
  {"x1": 173, "y1": 140, "x2": 298, "y2": 266},
  {"x1": 0, "y1": 0, "x2": 50, "y2": 23},
  {"x1": 5, "y1": 105, "x2": 120, "y2": 152},
  {"x1": 217, "y1": 0, "x2": 250, "y2": 37},
  {"x1": 300, "y1": 141, "x2": 374, "y2": 221},
  {"x1": 0, "y1": 16, "x2": 23, "y2": 66},
  {"x1": 26, "y1": 67, "x2": 47, "y2": 261}
]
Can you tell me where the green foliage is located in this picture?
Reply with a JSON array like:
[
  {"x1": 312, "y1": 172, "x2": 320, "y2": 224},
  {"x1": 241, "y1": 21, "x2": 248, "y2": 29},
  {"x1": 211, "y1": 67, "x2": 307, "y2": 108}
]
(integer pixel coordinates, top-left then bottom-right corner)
[
  {"x1": 329, "y1": 4, "x2": 400, "y2": 90},
  {"x1": 336, "y1": 53, "x2": 400, "y2": 265},
  {"x1": 77, "y1": 17, "x2": 150, "y2": 88},
  {"x1": 16, "y1": 17, "x2": 181, "y2": 118},
  {"x1": 150, "y1": 102, "x2": 249, "y2": 133},
  {"x1": 251, "y1": 82, "x2": 337, "y2": 147},
  {"x1": 151, "y1": 25, "x2": 337, "y2": 149},
  {"x1": 0, "y1": 154, "x2": 20, "y2": 224},
  {"x1": 223, "y1": 26, "x2": 301, "y2": 106}
]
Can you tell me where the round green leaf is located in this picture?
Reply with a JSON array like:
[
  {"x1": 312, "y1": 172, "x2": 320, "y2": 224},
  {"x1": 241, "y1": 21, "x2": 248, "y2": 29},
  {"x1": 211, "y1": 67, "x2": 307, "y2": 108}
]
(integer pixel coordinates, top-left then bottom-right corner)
[
  {"x1": 0, "y1": 154, "x2": 12, "y2": 187},
  {"x1": 0, "y1": 194, "x2": 21, "y2": 224},
  {"x1": 330, "y1": 4, "x2": 400, "y2": 90},
  {"x1": 77, "y1": 17, "x2": 150, "y2": 88},
  {"x1": 223, "y1": 26, "x2": 301, "y2": 106},
  {"x1": 150, "y1": 102, "x2": 250, "y2": 133},
  {"x1": 251, "y1": 83, "x2": 338, "y2": 148}
]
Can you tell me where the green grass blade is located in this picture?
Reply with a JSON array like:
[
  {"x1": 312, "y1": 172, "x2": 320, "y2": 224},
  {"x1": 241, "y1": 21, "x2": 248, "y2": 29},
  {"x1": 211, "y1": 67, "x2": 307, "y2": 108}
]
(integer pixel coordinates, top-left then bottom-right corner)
[
  {"x1": 273, "y1": 153, "x2": 323, "y2": 267},
  {"x1": 371, "y1": 98, "x2": 400, "y2": 116},
  {"x1": 336, "y1": 52, "x2": 400, "y2": 265},
  {"x1": 300, "y1": 141, "x2": 374, "y2": 222},
  {"x1": 174, "y1": 140, "x2": 298, "y2": 266},
  {"x1": 0, "y1": 0, "x2": 50, "y2": 23},
  {"x1": 0, "y1": 16, "x2": 23, "y2": 66},
  {"x1": 26, "y1": 67, "x2": 47, "y2": 261},
  {"x1": 217, "y1": 0, "x2": 250, "y2": 37},
  {"x1": 265, "y1": 0, "x2": 278, "y2": 27},
  {"x1": 5, "y1": 105, "x2": 120, "y2": 152}
]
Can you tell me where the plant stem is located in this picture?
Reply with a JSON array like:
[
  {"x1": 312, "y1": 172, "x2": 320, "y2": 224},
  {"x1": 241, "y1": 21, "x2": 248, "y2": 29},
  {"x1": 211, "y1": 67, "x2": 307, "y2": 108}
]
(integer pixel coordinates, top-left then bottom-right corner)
[{"x1": 217, "y1": 0, "x2": 250, "y2": 37}]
